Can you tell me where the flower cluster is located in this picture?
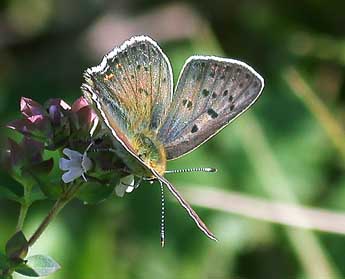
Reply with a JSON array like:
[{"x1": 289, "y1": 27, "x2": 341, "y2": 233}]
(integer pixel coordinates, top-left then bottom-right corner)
[
  {"x1": 7, "y1": 97, "x2": 97, "y2": 150},
  {"x1": 2, "y1": 96, "x2": 136, "y2": 204}
]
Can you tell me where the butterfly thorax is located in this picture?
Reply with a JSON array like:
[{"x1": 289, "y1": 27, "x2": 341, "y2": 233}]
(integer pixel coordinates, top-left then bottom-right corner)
[{"x1": 131, "y1": 131, "x2": 166, "y2": 177}]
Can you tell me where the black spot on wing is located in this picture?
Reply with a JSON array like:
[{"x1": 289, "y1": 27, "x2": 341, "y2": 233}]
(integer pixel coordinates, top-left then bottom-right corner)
[
  {"x1": 182, "y1": 99, "x2": 193, "y2": 110},
  {"x1": 191, "y1": 124, "x2": 199, "y2": 133},
  {"x1": 207, "y1": 108, "x2": 218, "y2": 119},
  {"x1": 202, "y1": 89, "x2": 210, "y2": 97}
]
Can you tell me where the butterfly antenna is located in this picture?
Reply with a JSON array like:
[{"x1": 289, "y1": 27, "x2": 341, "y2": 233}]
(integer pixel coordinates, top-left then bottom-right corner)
[
  {"x1": 159, "y1": 180, "x2": 165, "y2": 248},
  {"x1": 165, "y1": 167, "x2": 217, "y2": 174}
]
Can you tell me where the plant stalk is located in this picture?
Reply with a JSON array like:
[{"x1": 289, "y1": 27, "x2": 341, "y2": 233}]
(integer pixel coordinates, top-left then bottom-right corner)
[
  {"x1": 15, "y1": 183, "x2": 32, "y2": 232},
  {"x1": 27, "y1": 184, "x2": 81, "y2": 247},
  {"x1": 16, "y1": 202, "x2": 30, "y2": 232}
]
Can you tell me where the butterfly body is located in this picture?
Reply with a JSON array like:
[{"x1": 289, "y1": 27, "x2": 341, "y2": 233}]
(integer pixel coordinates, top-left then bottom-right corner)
[
  {"x1": 81, "y1": 35, "x2": 264, "y2": 242},
  {"x1": 131, "y1": 130, "x2": 167, "y2": 176}
]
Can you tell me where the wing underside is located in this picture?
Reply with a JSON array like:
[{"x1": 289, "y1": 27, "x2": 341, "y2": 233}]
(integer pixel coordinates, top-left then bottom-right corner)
[
  {"x1": 158, "y1": 56, "x2": 264, "y2": 160},
  {"x1": 82, "y1": 36, "x2": 173, "y2": 140}
]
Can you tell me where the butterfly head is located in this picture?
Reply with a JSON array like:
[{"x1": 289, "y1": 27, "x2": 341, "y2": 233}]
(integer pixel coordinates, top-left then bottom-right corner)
[{"x1": 132, "y1": 131, "x2": 166, "y2": 176}]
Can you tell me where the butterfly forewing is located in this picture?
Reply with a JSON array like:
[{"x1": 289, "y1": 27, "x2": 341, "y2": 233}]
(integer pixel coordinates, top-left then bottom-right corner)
[
  {"x1": 82, "y1": 36, "x2": 173, "y2": 141},
  {"x1": 158, "y1": 56, "x2": 264, "y2": 160}
]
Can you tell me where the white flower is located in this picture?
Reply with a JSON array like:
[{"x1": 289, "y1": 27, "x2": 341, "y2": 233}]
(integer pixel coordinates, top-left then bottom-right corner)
[
  {"x1": 115, "y1": 175, "x2": 136, "y2": 197},
  {"x1": 59, "y1": 148, "x2": 92, "y2": 183}
]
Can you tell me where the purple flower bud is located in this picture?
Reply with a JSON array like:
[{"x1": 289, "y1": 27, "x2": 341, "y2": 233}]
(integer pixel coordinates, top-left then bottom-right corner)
[
  {"x1": 20, "y1": 97, "x2": 45, "y2": 117},
  {"x1": 71, "y1": 96, "x2": 89, "y2": 112},
  {"x1": 45, "y1": 99, "x2": 71, "y2": 128},
  {"x1": 45, "y1": 99, "x2": 71, "y2": 111},
  {"x1": 68, "y1": 97, "x2": 98, "y2": 136},
  {"x1": 49, "y1": 105, "x2": 62, "y2": 125},
  {"x1": 7, "y1": 119, "x2": 34, "y2": 135},
  {"x1": 76, "y1": 106, "x2": 98, "y2": 131},
  {"x1": 7, "y1": 115, "x2": 52, "y2": 141},
  {"x1": 22, "y1": 137, "x2": 44, "y2": 163},
  {"x1": 2, "y1": 137, "x2": 52, "y2": 175}
]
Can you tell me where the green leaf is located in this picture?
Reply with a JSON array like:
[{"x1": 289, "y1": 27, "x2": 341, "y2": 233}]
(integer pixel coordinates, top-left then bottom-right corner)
[
  {"x1": 77, "y1": 181, "x2": 115, "y2": 204},
  {"x1": 5, "y1": 231, "x2": 28, "y2": 259},
  {"x1": 25, "y1": 255, "x2": 60, "y2": 277},
  {"x1": 32, "y1": 175, "x2": 62, "y2": 200},
  {"x1": 0, "y1": 186, "x2": 20, "y2": 202},
  {"x1": 15, "y1": 263, "x2": 39, "y2": 277},
  {"x1": 0, "y1": 252, "x2": 9, "y2": 270}
]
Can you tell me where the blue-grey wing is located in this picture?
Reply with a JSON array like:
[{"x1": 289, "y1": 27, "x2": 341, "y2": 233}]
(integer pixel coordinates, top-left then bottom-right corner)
[{"x1": 157, "y1": 56, "x2": 264, "y2": 160}]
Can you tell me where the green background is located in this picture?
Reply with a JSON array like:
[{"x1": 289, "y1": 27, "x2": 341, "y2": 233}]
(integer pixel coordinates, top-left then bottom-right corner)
[{"x1": 1, "y1": 0, "x2": 345, "y2": 278}]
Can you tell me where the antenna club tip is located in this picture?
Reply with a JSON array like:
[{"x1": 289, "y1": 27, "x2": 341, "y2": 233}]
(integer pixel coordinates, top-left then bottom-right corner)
[
  {"x1": 160, "y1": 239, "x2": 165, "y2": 247},
  {"x1": 208, "y1": 168, "x2": 217, "y2": 173}
]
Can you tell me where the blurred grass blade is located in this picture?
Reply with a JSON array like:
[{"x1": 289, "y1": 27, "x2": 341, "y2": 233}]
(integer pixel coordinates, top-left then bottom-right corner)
[
  {"x1": 284, "y1": 67, "x2": 345, "y2": 160},
  {"x1": 288, "y1": 32, "x2": 345, "y2": 65},
  {"x1": 184, "y1": 187, "x2": 345, "y2": 235},
  {"x1": 235, "y1": 114, "x2": 340, "y2": 279}
]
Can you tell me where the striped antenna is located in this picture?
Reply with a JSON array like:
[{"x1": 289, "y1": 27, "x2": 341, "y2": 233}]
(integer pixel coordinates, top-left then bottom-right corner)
[
  {"x1": 165, "y1": 167, "x2": 217, "y2": 174},
  {"x1": 159, "y1": 180, "x2": 165, "y2": 247}
]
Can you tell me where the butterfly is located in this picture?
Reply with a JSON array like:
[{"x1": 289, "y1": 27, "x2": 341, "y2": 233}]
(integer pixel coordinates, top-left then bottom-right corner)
[{"x1": 81, "y1": 35, "x2": 264, "y2": 244}]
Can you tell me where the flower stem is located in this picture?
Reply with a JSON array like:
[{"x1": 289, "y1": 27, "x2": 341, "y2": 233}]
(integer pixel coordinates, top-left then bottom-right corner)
[
  {"x1": 16, "y1": 184, "x2": 31, "y2": 232},
  {"x1": 28, "y1": 184, "x2": 81, "y2": 247},
  {"x1": 16, "y1": 202, "x2": 30, "y2": 232}
]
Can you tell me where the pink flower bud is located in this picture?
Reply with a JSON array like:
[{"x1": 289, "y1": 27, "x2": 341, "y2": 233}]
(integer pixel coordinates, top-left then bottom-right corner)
[
  {"x1": 20, "y1": 97, "x2": 45, "y2": 117},
  {"x1": 71, "y1": 96, "x2": 89, "y2": 112}
]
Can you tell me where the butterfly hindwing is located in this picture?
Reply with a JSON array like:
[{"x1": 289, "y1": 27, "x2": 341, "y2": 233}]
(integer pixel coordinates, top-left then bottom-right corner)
[{"x1": 158, "y1": 56, "x2": 264, "y2": 160}]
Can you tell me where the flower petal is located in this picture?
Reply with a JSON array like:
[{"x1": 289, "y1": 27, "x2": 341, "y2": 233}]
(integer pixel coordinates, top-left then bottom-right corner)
[
  {"x1": 115, "y1": 184, "x2": 127, "y2": 197},
  {"x1": 59, "y1": 158, "x2": 83, "y2": 170},
  {"x1": 120, "y1": 175, "x2": 135, "y2": 186},
  {"x1": 63, "y1": 148, "x2": 83, "y2": 161},
  {"x1": 62, "y1": 168, "x2": 84, "y2": 183},
  {"x1": 125, "y1": 185, "x2": 135, "y2": 193}
]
